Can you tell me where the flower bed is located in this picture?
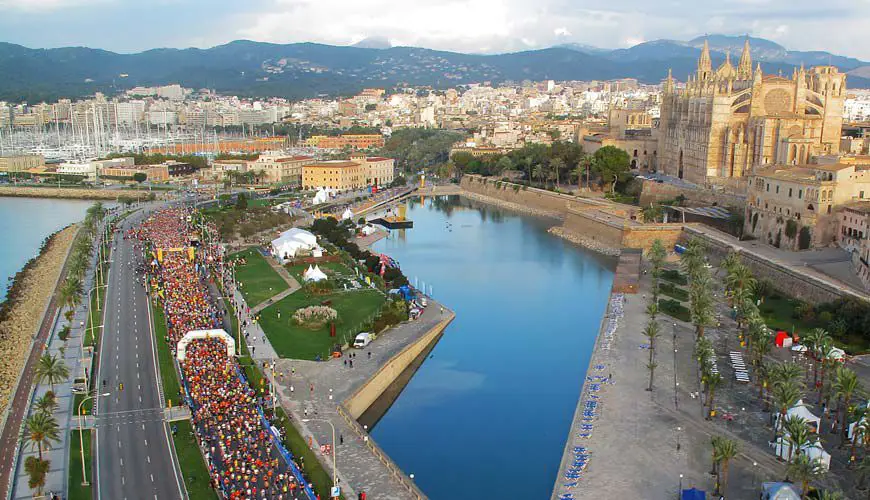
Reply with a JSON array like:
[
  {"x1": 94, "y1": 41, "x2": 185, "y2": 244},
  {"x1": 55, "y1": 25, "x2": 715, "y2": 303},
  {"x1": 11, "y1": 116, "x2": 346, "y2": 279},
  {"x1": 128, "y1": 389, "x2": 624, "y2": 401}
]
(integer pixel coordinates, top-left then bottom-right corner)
[{"x1": 292, "y1": 305, "x2": 338, "y2": 330}]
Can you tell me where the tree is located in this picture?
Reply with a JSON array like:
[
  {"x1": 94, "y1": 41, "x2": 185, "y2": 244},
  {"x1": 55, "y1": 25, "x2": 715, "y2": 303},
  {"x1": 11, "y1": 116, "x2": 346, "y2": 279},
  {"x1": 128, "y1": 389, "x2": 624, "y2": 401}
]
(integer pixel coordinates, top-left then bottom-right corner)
[
  {"x1": 24, "y1": 456, "x2": 49, "y2": 496},
  {"x1": 834, "y1": 365, "x2": 861, "y2": 446},
  {"x1": 787, "y1": 453, "x2": 826, "y2": 497},
  {"x1": 712, "y1": 437, "x2": 739, "y2": 496},
  {"x1": 22, "y1": 412, "x2": 59, "y2": 461},
  {"x1": 58, "y1": 276, "x2": 82, "y2": 321},
  {"x1": 33, "y1": 393, "x2": 57, "y2": 416},
  {"x1": 644, "y1": 319, "x2": 660, "y2": 391},
  {"x1": 591, "y1": 146, "x2": 631, "y2": 193},
  {"x1": 35, "y1": 353, "x2": 69, "y2": 395},
  {"x1": 816, "y1": 341, "x2": 836, "y2": 405},
  {"x1": 772, "y1": 380, "x2": 803, "y2": 443},
  {"x1": 803, "y1": 328, "x2": 832, "y2": 388},
  {"x1": 782, "y1": 415, "x2": 815, "y2": 463},
  {"x1": 817, "y1": 490, "x2": 845, "y2": 500},
  {"x1": 532, "y1": 164, "x2": 545, "y2": 185},
  {"x1": 236, "y1": 192, "x2": 248, "y2": 210},
  {"x1": 132, "y1": 172, "x2": 147, "y2": 183},
  {"x1": 705, "y1": 371, "x2": 723, "y2": 419},
  {"x1": 641, "y1": 204, "x2": 664, "y2": 223},
  {"x1": 550, "y1": 157, "x2": 565, "y2": 187},
  {"x1": 688, "y1": 270, "x2": 715, "y2": 339}
]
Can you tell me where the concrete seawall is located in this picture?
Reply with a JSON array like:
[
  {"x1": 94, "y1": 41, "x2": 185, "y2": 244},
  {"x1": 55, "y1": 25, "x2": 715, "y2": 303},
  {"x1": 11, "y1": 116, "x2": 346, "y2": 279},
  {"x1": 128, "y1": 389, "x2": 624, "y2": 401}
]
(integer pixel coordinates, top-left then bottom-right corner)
[
  {"x1": 345, "y1": 312, "x2": 455, "y2": 419},
  {"x1": 0, "y1": 186, "x2": 156, "y2": 200}
]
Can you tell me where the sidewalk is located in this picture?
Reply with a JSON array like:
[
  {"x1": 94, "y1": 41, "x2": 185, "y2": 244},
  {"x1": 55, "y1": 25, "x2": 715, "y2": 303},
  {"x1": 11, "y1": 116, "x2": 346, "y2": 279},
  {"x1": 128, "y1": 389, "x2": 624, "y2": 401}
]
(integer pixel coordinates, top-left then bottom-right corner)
[
  {"x1": 11, "y1": 222, "x2": 107, "y2": 499},
  {"x1": 225, "y1": 272, "x2": 448, "y2": 500}
]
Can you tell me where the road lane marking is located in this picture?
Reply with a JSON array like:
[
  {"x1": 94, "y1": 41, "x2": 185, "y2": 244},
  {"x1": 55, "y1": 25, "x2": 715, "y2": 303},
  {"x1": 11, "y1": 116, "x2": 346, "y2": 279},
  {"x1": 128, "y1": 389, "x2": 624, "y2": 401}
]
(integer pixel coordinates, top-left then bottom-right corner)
[
  {"x1": 144, "y1": 439, "x2": 148, "y2": 446},
  {"x1": 150, "y1": 474, "x2": 154, "y2": 482},
  {"x1": 120, "y1": 458, "x2": 123, "y2": 467},
  {"x1": 147, "y1": 456, "x2": 151, "y2": 463}
]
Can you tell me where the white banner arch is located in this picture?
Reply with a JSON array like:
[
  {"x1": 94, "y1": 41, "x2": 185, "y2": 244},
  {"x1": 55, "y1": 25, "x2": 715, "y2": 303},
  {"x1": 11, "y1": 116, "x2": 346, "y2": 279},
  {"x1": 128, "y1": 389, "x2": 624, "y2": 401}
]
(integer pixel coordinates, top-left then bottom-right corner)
[{"x1": 176, "y1": 329, "x2": 236, "y2": 361}]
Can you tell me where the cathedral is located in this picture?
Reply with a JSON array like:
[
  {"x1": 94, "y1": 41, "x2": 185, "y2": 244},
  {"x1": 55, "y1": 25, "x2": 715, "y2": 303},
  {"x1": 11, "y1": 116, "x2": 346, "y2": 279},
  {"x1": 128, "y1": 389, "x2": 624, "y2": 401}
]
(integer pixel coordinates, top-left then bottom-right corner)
[{"x1": 657, "y1": 39, "x2": 847, "y2": 187}]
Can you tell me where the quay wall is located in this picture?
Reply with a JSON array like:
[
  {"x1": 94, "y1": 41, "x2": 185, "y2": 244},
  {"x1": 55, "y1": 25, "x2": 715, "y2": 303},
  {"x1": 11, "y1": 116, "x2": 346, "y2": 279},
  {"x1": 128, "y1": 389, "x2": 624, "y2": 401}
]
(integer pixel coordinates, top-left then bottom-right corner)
[
  {"x1": 459, "y1": 175, "x2": 599, "y2": 215},
  {"x1": 682, "y1": 225, "x2": 869, "y2": 305},
  {"x1": 344, "y1": 313, "x2": 455, "y2": 419},
  {"x1": 0, "y1": 186, "x2": 157, "y2": 201}
]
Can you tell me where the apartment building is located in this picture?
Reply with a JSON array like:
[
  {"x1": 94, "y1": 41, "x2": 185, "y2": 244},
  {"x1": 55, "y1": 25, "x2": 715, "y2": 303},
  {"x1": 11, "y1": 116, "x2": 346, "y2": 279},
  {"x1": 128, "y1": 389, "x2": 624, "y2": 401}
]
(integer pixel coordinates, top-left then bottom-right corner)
[
  {"x1": 247, "y1": 152, "x2": 313, "y2": 186},
  {"x1": 837, "y1": 203, "x2": 870, "y2": 290},
  {"x1": 305, "y1": 134, "x2": 385, "y2": 149},
  {"x1": 303, "y1": 161, "x2": 365, "y2": 190},
  {"x1": 0, "y1": 154, "x2": 45, "y2": 173}
]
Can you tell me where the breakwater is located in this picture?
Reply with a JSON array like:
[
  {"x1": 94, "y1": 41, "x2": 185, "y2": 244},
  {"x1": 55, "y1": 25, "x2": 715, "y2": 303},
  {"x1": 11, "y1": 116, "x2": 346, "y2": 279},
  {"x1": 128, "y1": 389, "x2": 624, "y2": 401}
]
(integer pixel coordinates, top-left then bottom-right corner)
[{"x1": 0, "y1": 186, "x2": 155, "y2": 200}]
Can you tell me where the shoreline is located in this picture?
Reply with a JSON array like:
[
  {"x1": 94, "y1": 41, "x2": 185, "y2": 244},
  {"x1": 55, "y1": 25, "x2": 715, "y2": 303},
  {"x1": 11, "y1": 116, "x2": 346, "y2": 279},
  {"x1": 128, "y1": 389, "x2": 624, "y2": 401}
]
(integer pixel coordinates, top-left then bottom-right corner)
[
  {"x1": 547, "y1": 226, "x2": 622, "y2": 257},
  {"x1": 0, "y1": 186, "x2": 155, "y2": 201},
  {"x1": 0, "y1": 225, "x2": 78, "y2": 418}
]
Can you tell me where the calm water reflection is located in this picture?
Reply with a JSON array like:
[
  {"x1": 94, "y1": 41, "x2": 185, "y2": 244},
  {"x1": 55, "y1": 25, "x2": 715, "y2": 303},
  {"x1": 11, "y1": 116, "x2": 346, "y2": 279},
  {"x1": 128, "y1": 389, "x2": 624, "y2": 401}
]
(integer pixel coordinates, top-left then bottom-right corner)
[{"x1": 371, "y1": 196, "x2": 615, "y2": 499}]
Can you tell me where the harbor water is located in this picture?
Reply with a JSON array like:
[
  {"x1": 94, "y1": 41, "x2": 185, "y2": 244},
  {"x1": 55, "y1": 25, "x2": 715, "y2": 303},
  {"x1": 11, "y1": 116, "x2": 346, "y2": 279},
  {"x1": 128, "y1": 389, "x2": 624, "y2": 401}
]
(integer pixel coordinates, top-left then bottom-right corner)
[
  {"x1": 0, "y1": 197, "x2": 95, "y2": 301},
  {"x1": 371, "y1": 195, "x2": 615, "y2": 500}
]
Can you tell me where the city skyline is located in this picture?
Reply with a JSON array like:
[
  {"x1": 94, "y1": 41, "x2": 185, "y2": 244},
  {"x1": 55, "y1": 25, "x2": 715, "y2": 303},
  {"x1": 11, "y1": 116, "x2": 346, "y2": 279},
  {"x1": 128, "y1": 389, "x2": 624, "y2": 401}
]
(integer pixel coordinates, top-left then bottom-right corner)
[{"x1": 1, "y1": 0, "x2": 870, "y2": 60}]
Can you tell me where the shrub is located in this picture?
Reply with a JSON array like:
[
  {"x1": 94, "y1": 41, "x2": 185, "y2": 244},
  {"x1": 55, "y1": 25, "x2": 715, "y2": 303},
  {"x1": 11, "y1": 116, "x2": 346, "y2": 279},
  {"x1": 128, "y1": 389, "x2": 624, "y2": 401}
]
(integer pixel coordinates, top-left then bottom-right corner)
[
  {"x1": 292, "y1": 306, "x2": 338, "y2": 330},
  {"x1": 751, "y1": 212, "x2": 759, "y2": 232},
  {"x1": 818, "y1": 311, "x2": 833, "y2": 324},
  {"x1": 785, "y1": 219, "x2": 798, "y2": 239},
  {"x1": 659, "y1": 298, "x2": 690, "y2": 322},
  {"x1": 661, "y1": 269, "x2": 688, "y2": 286},
  {"x1": 660, "y1": 282, "x2": 689, "y2": 302},
  {"x1": 798, "y1": 226, "x2": 812, "y2": 250}
]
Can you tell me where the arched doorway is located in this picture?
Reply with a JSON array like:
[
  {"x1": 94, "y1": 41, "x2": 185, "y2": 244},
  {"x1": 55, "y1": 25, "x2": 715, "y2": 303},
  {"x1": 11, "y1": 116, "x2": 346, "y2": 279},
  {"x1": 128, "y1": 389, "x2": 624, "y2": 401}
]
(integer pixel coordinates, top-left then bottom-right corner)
[
  {"x1": 678, "y1": 150, "x2": 684, "y2": 179},
  {"x1": 631, "y1": 159, "x2": 637, "y2": 169}
]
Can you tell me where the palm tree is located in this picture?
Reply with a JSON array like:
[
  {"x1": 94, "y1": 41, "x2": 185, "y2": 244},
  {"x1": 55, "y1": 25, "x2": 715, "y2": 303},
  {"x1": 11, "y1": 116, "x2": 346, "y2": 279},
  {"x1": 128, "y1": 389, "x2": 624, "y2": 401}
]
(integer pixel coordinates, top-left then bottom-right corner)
[
  {"x1": 772, "y1": 381, "x2": 803, "y2": 442},
  {"x1": 720, "y1": 251, "x2": 742, "y2": 277},
  {"x1": 803, "y1": 328, "x2": 832, "y2": 387},
  {"x1": 642, "y1": 204, "x2": 663, "y2": 223},
  {"x1": 856, "y1": 455, "x2": 870, "y2": 498},
  {"x1": 706, "y1": 371, "x2": 723, "y2": 419},
  {"x1": 783, "y1": 415, "x2": 815, "y2": 463},
  {"x1": 725, "y1": 264, "x2": 756, "y2": 302},
  {"x1": 817, "y1": 341, "x2": 836, "y2": 405},
  {"x1": 748, "y1": 320, "x2": 772, "y2": 369},
  {"x1": 22, "y1": 412, "x2": 59, "y2": 461},
  {"x1": 834, "y1": 365, "x2": 861, "y2": 446},
  {"x1": 710, "y1": 435, "x2": 723, "y2": 476},
  {"x1": 648, "y1": 240, "x2": 667, "y2": 274},
  {"x1": 689, "y1": 276, "x2": 715, "y2": 339},
  {"x1": 532, "y1": 164, "x2": 545, "y2": 185},
  {"x1": 523, "y1": 157, "x2": 534, "y2": 186},
  {"x1": 24, "y1": 456, "x2": 49, "y2": 496},
  {"x1": 817, "y1": 489, "x2": 845, "y2": 500},
  {"x1": 681, "y1": 238, "x2": 708, "y2": 278},
  {"x1": 33, "y1": 393, "x2": 57, "y2": 416},
  {"x1": 550, "y1": 157, "x2": 565, "y2": 187},
  {"x1": 713, "y1": 437, "x2": 739, "y2": 495},
  {"x1": 644, "y1": 319, "x2": 660, "y2": 391},
  {"x1": 59, "y1": 276, "x2": 82, "y2": 321},
  {"x1": 787, "y1": 453, "x2": 826, "y2": 497},
  {"x1": 35, "y1": 353, "x2": 69, "y2": 395}
]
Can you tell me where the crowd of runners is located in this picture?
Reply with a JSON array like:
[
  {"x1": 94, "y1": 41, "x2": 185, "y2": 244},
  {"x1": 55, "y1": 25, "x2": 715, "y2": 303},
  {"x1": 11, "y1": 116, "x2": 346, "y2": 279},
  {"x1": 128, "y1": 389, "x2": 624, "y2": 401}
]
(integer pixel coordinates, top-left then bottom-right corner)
[{"x1": 134, "y1": 208, "x2": 319, "y2": 500}]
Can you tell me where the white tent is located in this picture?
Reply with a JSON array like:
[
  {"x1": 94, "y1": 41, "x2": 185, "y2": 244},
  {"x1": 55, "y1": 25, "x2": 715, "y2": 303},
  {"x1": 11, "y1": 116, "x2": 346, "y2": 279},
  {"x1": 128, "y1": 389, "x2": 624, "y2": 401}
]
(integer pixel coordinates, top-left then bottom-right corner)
[
  {"x1": 342, "y1": 207, "x2": 354, "y2": 220},
  {"x1": 771, "y1": 439, "x2": 831, "y2": 470},
  {"x1": 361, "y1": 225, "x2": 377, "y2": 236},
  {"x1": 303, "y1": 265, "x2": 328, "y2": 282},
  {"x1": 777, "y1": 400, "x2": 821, "y2": 432},
  {"x1": 313, "y1": 188, "x2": 333, "y2": 205},
  {"x1": 848, "y1": 400, "x2": 869, "y2": 440},
  {"x1": 270, "y1": 228, "x2": 319, "y2": 262}
]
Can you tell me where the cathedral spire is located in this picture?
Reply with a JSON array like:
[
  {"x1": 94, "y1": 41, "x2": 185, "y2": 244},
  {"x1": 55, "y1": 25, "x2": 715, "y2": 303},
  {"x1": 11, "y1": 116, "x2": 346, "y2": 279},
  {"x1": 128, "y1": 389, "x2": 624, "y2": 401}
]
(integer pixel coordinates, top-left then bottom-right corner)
[
  {"x1": 737, "y1": 37, "x2": 752, "y2": 79},
  {"x1": 698, "y1": 39, "x2": 712, "y2": 80}
]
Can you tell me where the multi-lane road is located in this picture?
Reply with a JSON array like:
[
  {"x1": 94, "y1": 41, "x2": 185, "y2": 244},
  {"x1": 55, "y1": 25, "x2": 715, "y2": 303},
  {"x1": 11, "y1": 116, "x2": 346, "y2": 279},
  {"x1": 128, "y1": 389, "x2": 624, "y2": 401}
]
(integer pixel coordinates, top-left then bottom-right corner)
[{"x1": 94, "y1": 208, "x2": 185, "y2": 500}]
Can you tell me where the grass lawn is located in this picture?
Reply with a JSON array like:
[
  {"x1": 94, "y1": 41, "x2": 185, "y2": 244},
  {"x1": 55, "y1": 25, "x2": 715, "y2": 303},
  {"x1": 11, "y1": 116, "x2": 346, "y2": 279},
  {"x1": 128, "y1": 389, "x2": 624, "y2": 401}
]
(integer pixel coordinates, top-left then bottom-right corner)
[
  {"x1": 151, "y1": 302, "x2": 182, "y2": 407},
  {"x1": 260, "y1": 289, "x2": 385, "y2": 360},
  {"x1": 231, "y1": 248, "x2": 289, "y2": 306},
  {"x1": 757, "y1": 295, "x2": 821, "y2": 335},
  {"x1": 172, "y1": 420, "x2": 218, "y2": 500},
  {"x1": 68, "y1": 430, "x2": 92, "y2": 500}
]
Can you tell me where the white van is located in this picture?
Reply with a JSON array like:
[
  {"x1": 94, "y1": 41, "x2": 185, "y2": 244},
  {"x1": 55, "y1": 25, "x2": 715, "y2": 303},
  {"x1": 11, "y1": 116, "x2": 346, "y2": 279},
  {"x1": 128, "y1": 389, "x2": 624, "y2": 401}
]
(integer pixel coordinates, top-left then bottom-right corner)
[{"x1": 353, "y1": 332, "x2": 372, "y2": 348}]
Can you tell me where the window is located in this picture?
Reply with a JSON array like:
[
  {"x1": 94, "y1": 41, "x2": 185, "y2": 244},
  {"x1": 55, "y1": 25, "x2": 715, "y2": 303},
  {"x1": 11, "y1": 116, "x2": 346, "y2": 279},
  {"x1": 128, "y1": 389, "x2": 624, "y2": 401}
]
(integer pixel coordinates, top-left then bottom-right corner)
[
  {"x1": 862, "y1": 191, "x2": 866, "y2": 199},
  {"x1": 799, "y1": 189, "x2": 803, "y2": 199},
  {"x1": 766, "y1": 183, "x2": 770, "y2": 192},
  {"x1": 828, "y1": 205, "x2": 832, "y2": 214},
  {"x1": 788, "y1": 188, "x2": 793, "y2": 197},
  {"x1": 776, "y1": 185, "x2": 780, "y2": 194}
]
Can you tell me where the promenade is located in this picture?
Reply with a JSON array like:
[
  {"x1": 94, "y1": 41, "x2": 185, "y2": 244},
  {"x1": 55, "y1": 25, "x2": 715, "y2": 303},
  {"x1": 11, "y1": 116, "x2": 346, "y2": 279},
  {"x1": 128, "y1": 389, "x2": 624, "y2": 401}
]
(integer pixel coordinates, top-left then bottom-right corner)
[
  {"x1": 552, "y1": 260, "x2": 786, "y2": 499},
  {"x1": 226, "y1": 261, "x2": 451, "y2": 500}
]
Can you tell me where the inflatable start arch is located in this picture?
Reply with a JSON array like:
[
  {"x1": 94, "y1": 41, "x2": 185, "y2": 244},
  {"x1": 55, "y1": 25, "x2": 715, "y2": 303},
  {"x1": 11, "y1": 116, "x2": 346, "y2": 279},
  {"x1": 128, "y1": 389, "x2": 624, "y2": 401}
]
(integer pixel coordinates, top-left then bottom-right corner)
[{"x1": 176, "y1": 329, "x2": 236, "y2": 361}]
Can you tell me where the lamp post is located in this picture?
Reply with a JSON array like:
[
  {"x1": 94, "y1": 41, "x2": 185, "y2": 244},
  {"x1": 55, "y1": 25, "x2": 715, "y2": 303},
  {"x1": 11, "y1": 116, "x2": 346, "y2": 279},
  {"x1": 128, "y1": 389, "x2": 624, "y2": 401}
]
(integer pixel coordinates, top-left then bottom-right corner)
[
  {"x1": 673, "y1": 323, "x2": 678, "y2": 411},
  {"x1": 302, "y1": 418, "x2": 337, "y2": 497},
  {"x1": 676, "y1": 426, "x2": 681, "y2": 451},
  {"x1": 84, "y1": 284, "x2": 108, "y2": 384},
  {"x1": 79, "y1": 392, "x2": 110, "y2": 486},
  {"x1": 678, "y1": 474, "x2": 683, "y2": 498}
]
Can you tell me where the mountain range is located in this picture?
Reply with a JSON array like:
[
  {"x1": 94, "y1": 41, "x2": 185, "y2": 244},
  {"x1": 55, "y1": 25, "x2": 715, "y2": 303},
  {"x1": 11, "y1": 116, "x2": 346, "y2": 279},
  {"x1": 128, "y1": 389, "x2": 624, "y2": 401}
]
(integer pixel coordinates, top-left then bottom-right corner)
[{"x1": 1, "y1": 34, "x2": 868, "y2": 103}]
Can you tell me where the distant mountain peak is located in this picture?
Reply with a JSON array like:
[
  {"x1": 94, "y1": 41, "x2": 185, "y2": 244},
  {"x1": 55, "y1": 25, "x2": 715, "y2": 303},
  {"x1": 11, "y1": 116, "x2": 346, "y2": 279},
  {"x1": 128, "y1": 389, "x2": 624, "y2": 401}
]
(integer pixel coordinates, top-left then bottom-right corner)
[{"x1": 351, "y1": 37, "x2": 392, "y2": 50}]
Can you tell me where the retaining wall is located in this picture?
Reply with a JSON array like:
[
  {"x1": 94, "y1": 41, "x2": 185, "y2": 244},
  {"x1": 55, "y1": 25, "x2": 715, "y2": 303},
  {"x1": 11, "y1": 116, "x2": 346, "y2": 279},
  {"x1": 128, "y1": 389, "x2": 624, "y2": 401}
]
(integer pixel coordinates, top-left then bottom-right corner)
[
  {"x1": 683, "y1": 226, "x2": 868, "y2": 304},
  {"x1": 0, "y1": 186, "x2": 157, "y2": 200},
  {"x1": 344, "y1": 313, "x2": 455, "y2": 419},
  {"x1": 639, "y1": 179, "x2": 746, "y2": 209}
]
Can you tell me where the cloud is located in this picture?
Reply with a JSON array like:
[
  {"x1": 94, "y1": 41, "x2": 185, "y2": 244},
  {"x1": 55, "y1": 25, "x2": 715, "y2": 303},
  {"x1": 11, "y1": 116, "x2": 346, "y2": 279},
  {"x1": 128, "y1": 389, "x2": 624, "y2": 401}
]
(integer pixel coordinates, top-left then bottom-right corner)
[
  {"x1": 553, "y1": 27, "x2": 571, "y2": 37},
  {"x1": 0, "y1": 0, "x2": 107, "y2": 11}
]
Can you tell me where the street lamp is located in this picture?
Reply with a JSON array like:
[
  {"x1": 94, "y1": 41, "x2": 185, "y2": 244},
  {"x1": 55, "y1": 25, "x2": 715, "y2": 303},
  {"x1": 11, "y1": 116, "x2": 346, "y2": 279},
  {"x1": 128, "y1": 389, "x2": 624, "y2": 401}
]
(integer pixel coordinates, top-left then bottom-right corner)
[
  {"x1": 83, "y1": 284, "x2": 108, "y2": 385},
  {"x1": 676, "y1": 426, "x2": 681, "y2": 451},
  {"x1": 79, "y1": 392, "x2": 110, "y2": 486},
  {"x1": 674, "y1": 347, "x2": 679, "y2": 411},
  {"x1": 302, "y1": 418, "x2": 337, "y2": 497},
  {"x1": 678, "y1": 474, "x2": 683, "y2": 498}
]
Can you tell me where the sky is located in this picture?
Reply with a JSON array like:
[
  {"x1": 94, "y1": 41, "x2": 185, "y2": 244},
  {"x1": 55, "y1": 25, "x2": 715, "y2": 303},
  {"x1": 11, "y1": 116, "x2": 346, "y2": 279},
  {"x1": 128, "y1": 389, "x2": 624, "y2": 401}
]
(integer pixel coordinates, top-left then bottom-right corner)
[{"x1": 1, "y1": 0, "x2": 870, "y2": 60}]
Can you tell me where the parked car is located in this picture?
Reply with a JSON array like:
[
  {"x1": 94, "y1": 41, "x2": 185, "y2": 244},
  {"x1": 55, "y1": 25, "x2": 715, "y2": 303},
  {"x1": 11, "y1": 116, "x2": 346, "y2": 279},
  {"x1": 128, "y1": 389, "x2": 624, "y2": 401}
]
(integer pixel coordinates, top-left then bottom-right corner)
[{"x1": 353, "y1": 332, "x2": 372, "y2": 348}]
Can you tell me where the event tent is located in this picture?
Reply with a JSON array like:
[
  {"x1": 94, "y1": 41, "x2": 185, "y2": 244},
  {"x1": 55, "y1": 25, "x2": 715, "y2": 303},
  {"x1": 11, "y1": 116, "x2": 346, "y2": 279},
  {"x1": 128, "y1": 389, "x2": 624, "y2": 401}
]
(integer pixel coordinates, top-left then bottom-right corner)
[
  {"x1": 342, "y1": 207, "x2": 354, "y2": 220},
  {"x1": 680, "y1": 488, "x2": 706, "y2": 500},
  {"x1": 303, "y1": 265, "x2": 328, "y2": 282},
  {"x1": 776, "y1": 400, "x2": 820, "y2": 432},
  {"x1": 771, "y1": 439, "x2": 831, "y2": 470},
  {"x1": 761, "y1": 482, "x2": 801, "y2": 500},
  {"x1": 271, "y1": 228, "x2": 319, "y2": 263}
]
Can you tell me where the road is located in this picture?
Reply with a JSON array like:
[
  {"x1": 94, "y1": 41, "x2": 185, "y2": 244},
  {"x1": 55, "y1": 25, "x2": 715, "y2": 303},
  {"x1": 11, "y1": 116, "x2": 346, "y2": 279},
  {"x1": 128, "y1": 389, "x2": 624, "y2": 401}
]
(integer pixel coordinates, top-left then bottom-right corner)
[{"x1": 95, "y1": 208, "x2": 185, "y2": 500}]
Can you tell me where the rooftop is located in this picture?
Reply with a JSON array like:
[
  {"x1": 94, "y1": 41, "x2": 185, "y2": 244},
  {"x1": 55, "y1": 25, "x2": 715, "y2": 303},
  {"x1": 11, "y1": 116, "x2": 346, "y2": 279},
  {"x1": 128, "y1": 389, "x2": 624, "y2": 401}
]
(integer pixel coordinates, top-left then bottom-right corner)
[
  {"x1": 305, "y1": 161, "x2": 359, "y2": 168},
  {"x1": 843, "y1": 201, "x2": 870, "y2": 214}
]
